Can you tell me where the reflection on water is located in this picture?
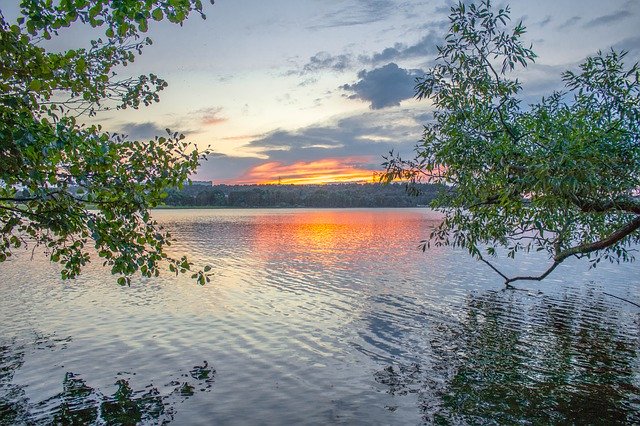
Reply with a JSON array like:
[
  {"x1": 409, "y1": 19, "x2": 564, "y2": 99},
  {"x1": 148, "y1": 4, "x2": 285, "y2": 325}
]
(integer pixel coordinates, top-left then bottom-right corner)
[
  {"x1": 374, "y1": 289, "x2": 640, "y2": 424},
  {"x1": 0, "y1": 209, "x2": 639, "y2": 423},
  {"x1": 0, "y1": 334, "x2": 215, "y2": 424}
]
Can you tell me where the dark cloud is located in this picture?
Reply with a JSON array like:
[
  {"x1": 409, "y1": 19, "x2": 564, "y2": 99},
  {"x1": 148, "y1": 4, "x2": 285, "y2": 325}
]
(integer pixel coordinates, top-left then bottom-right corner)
[
  {"x1": 310, "y1": 0, "x2": 399, "y2": 28},
  {"x1": 300, "y1": 51, "x2": 353, "y2": 74},
  {"x1": 197, "y1": 105, "x2": 440, "y2": 183},
  {"x1": 196, "y1": 154, "x2": 264, "y2": 184},
  {"x1": 116, "y1": 122, "x2": 167, "y2": 140},
  {"x1": 364, "y1": 44, "x2": 404, "y2": 64},
  {"x1": 536, "y1": 15, "x2": 552, "y2": 28},
  {"x1": 295, "y1": 31, "x2": 440, "y2": 76},
  {"x1": 247, "y1": 110, "x2": 423, "y2": 163},
  {"x1": 362, "y1": 32, "x2": 440, "y2": 64},
  {"x1": 613, "y1": 36, "x2": 640, "y2": 62},
  {"x1": 584, "y1": 10, "x2": 631, "y2": 28},
  {"x1": 341, "y1": 63, "x2": 425, "y2": 109},
  {"x1": 518, "y1": 64, "x2": 567, "y2": 102},
  {"x1": 196, "y1": 108, "x2": 428, "y2": 182},
  {"x1": 414, "y1": 112, "x2": 432, "y2": 123},
  {"x1": 558, "y1": 16, "x2": 581, "y2": 28}
]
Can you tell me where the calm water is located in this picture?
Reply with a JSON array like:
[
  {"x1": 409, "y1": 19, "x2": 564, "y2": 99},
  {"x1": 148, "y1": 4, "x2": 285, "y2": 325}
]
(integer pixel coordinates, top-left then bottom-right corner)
[{"x1": 1, "y1": 208, "x2": 639, "y2": 424}]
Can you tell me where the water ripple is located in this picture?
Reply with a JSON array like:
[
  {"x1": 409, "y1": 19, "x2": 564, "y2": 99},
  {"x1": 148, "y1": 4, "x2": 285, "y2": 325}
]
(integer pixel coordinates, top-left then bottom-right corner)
[{"x1": 1, "y1": 209, "x2": 639, "y2": 424}]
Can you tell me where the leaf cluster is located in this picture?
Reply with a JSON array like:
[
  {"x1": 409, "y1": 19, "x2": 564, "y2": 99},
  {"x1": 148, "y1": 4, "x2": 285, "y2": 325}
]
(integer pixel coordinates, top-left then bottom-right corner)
[
  {"x1": 383, "y1": 0, "x2": 640, "y2": 284},
  {"x1": 1, "y1": 1, "x2": 214, "y2": 284}
]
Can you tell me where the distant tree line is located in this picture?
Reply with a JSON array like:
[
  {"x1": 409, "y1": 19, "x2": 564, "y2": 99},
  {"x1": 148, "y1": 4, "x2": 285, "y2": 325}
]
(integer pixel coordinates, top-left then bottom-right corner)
[{"x1": 163, "y1": 183, "x2": 442, "y2": 208}]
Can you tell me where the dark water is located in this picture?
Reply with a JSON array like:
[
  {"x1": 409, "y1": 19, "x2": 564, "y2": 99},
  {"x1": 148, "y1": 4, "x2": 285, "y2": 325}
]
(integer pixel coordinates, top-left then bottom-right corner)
[{"x1": 1, "y1": 209, "x2": 639, "y2": 424}]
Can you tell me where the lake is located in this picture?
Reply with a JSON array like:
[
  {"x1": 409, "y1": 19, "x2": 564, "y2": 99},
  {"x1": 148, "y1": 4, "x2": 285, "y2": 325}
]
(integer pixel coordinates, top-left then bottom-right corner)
[{"x1": 1, "y1": 208, "x2": 639, "y2": 424}]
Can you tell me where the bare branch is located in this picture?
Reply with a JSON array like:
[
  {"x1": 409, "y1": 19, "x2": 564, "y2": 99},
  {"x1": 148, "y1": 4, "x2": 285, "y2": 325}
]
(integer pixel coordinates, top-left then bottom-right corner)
[
  {"x1": 504, "y1": 261, "x2": 561, "y2": 285},
  {"x1": 603, "y1": 292, "x2": 640, "y2": 309},
  {"x1": 477, "y1": 253, "x2": 509, "y2": 281},
  {"x1": 488, "y1": 216, "x2": 640, "y2": 285},
  {"x1": 555, "y1": 215, "x2": 640, "y2": 263}
]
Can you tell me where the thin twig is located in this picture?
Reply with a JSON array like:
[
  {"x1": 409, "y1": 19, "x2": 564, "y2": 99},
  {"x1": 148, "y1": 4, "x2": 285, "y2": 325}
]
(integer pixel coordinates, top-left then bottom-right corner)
[
  {"x1": 477, "y1": 253, "x2": 508, "y2": 281},
  {"x1": 504, "y1": 261, "x2": 561, "y2": 285},
  {"x1": 603, "y1": 292, "x2": 640, "y2": 309}
]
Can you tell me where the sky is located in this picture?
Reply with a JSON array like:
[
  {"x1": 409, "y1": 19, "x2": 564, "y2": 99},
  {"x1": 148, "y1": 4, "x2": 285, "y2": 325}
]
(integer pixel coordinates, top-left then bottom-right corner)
[{"x1": 6, "y1": 0, "x2": 640, "y2": 184}]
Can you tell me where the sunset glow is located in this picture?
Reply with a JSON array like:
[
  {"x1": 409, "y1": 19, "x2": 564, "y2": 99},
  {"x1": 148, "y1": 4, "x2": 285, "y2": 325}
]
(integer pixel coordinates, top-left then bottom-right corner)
[
  {"x1": 233, "y1": 157, "x2": 381, "y2": 185},
  {"x1": 251, "y1": 209, "x2": 440, "y2": 268}
]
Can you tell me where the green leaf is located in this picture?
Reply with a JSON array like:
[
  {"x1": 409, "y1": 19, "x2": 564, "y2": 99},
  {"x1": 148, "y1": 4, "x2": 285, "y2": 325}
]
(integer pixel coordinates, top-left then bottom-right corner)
[
  {"x1": 29, "y1": 80, "x2": 42, "y2": 91},
  {"x1": 76, "y1": 57, "x2": 87, "y2": 74},
  {"x1": 152, "y1": 8, "x2": 164, "y2": 21}
]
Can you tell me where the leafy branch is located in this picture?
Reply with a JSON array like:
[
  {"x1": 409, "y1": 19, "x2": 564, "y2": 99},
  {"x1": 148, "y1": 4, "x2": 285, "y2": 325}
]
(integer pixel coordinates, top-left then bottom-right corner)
[{"x1": 385, "y1": 0, "x2": 640, "y2": 286}]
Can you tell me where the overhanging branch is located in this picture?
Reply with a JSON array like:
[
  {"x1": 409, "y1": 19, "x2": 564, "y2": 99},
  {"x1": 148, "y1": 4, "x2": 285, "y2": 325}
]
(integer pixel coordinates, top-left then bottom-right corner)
[
  {"x1": 555, "y1": 215, "x2": 640, "y2": 262},
  {"x1": 479, "y1": 214, "x2": 640, "y2": 286},
  {"x1": 574, "y1": 196, "x2": 640, "y2": 215},
  {"x1": 504, "y1": 260, "x2": 561, "y2": 285}
]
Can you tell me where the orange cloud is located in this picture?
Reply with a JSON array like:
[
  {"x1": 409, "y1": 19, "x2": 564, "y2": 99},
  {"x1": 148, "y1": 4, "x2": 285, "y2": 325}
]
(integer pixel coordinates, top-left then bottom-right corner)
[
  {"x1": 198, "y1": 107, "x2": 227, "y2": 126},
  {"x1": 203, "y1": 116, "x2": 227, "y2": 125},
  {"x1": 222, "y1": 134, "x2": 256, "y2": 140},
  {"x1": 233, "y1": 157, "x2": 382, "y2": 185}
]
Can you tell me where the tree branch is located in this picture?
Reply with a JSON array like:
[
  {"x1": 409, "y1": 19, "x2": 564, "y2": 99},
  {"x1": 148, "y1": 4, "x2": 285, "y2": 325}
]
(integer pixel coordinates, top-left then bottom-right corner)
[
  {"x1": 0, "y1": 204, "x2": 49, "y2": 221},
  {"x1": 574, "y1": 196, "x2": 640, "y2": 215},
  {"x1": 479, "y1": 215, "x2": 640, "y2": 286},
  {"x1": 477, "y1": 251, "x2": 560, "y2": 288},
  {"x1": 470, "y1": 40, "x2": 520, "y2": 143},
  {"x1": 504, "y1": 260, "x2": 561, "y2": 285},
  {"x1": 554, "y1": 215, "x2": 640, "y2": 263},
  {"x1": 478, "y1": 254, "x2": 509, "y2": 282},
  {"x1": 603, "y1": 292, "x2": 640, "y2": 309},
  {"x1": 0, "y1": 197, "x2": 38, "y2": 202}
]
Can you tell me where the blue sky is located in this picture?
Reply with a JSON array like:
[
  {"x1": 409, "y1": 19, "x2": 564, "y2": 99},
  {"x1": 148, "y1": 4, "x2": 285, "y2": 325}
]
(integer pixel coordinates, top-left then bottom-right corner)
[{"x1": 6, "y1": 0, "x2": 640, "y2": 183}]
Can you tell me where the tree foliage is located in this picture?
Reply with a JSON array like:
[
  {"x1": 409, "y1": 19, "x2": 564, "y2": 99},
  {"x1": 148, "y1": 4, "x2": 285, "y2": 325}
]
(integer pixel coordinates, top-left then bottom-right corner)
[
  {"x1": 0, "y1": 0, "x2": 214, "y2": 285},
  {"x1": 383, "y1": 1, "x2": 640, "y2": 285},
  {"x1": 164, "y1": 183, "x2": 441, "y2": 208}
]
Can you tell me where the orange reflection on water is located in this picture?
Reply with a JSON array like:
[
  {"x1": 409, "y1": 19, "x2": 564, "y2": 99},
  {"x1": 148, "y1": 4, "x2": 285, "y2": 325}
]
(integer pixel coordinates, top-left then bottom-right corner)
[
  {"x1": 251, "y1": 209, "x2": 444, "y2": 270},
  {"x1": 289, "y1": 219, "x2": 349, "y2": 258}
]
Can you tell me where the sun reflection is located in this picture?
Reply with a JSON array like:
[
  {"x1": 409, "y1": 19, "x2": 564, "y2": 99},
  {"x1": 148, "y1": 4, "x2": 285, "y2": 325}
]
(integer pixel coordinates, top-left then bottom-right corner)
[
  {"x1": 290, "y1": 220, "x2": 347, "y2": 258},
  {"x1": 251, "y1": 209, "x2": 442, "y2": 270}
]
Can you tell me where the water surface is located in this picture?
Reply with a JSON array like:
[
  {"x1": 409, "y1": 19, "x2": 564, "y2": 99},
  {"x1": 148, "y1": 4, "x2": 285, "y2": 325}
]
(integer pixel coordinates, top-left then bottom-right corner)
[{"x1": 1, "y1": 209, "x2": 639, "y2": 424}]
